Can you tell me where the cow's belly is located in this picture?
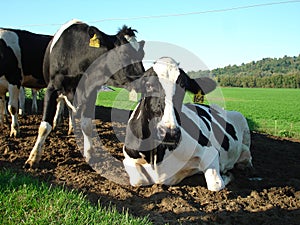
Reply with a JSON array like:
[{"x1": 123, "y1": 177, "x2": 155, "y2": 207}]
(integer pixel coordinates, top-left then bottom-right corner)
[
  {"x1": 123, "y1": 130, "x2": 219, "y2": 186},
  {"x1": 21, "y1": 75, "x2": 46, "y2": 89}
]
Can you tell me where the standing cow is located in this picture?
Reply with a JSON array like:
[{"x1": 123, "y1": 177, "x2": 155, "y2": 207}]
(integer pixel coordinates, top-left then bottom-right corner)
[
  {"x1": 25, "y1": 20, "x2": 145, "y2": 168},
  {"x1": 0, "y1": 28, "x2": 52, "y2": 136},
  {"x1": 123, "y1": 57, "x2": 252, "y2": 191}
]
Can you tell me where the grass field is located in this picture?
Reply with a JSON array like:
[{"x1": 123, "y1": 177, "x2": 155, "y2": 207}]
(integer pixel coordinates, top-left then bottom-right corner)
[
  {"x1": 211, "y1": 88, "x2": 300, "y2": 139},
  {"x1": 0, "y1": 169, "x2": 151, "y2": 225},
  {"x1": 96, "y1": 87, "x2": 300, "y2": 139}
]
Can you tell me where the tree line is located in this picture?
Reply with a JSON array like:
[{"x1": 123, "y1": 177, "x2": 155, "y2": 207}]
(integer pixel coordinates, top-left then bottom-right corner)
[{"x1": 188, "y1": 55, "x2": 300, "y2": 88}]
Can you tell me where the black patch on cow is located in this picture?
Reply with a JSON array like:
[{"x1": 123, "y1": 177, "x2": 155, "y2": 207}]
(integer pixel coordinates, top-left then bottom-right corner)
[
  {"x1": 124, "y1": 146, "x2": 142, "y2": 159},
  {"x1": 185, "y1": 103, "x2": 211, "y2": 131},
  {"x1": 185, "y1": 103, "x2": 238, "y2": 151},
  {"x1": 0, "y1": 39, "x2": 22, "y2": 86},
  {"x1": 180, "y1": 111, "x2": 211, "y2": 147},
  {"x1": 209, "y1": 107, "x2": 238, "y2": 141},
  {"x1": 211, "y1": 120, "x2": 230, "y2": 151}
]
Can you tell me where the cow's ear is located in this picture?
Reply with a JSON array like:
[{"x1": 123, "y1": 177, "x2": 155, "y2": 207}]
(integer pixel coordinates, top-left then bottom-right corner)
[
  {"x1": 181, "y1": 69, "x2": 217, "y2": 94},
  {"x1": 131, "y1": 67, "x2": 155, "y2": 93},
  {"x1": 87, "y1": 26, "x2": 99, "y2": 38}
]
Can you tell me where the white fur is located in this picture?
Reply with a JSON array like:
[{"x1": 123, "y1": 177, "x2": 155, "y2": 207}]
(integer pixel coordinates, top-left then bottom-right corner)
[
  {"x1": 153, "y1": 57, "x2": 180, "y2": 129},
  {"x1": 18, "y1": 87, "x2": 25, "y2": 115},
  {"x1": 0, "y1": 29, "x2": 22, "y2": 70}
]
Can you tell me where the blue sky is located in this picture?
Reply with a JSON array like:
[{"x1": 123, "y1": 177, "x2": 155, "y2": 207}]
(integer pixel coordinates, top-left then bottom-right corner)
[{"x1": 1, "y1": 0, "x2": 300, "y2": 70}]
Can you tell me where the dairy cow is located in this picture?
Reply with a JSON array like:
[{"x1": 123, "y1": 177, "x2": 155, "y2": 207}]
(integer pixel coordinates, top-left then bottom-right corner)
[
  {"x1": 123, "y1": 57, "x2": 252, "y2": 191},
  {"x1": 25, "y1": 20, "x2": 145, "y2": 168},
  {"x1": 0, "y1": 28, "x2": 52, "y2": 136}
]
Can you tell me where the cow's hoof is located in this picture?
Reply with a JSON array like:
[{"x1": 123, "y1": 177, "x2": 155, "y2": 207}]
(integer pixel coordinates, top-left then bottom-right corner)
[
  {"x1": 24, "y1": 159, "x2": 39, "y2": 169},
  {"x1": 10, "y1": 130, "x2": 20, "y2": 138},
  {"x1": 67, "y1": 128, "x2": 74, "y2": 135}
]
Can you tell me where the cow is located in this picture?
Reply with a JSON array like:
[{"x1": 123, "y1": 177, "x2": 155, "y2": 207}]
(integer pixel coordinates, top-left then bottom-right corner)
[
  {"x1": 123, "y1": 57, "x2": 252, "y2": 191},
  {"x1": 24, "y1": 19, "x2": 145, "y2": 168},
  {"x1": 0, "y1": 28, "x2": 52, "y2": 136}
]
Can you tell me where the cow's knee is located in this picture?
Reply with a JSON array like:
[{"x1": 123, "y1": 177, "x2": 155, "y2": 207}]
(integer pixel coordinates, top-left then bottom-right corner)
[{"x1": 204, "y1": 168, "x2": 225, "y2": 191}]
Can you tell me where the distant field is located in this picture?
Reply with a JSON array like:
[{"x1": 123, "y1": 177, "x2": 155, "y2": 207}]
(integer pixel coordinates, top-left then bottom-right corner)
[
  {"x1": 208, "y1": 87, "x2": 300, "y2": 139},
  {"x1": 96, "y1": 87, "x2": 300, "y2": 139}
]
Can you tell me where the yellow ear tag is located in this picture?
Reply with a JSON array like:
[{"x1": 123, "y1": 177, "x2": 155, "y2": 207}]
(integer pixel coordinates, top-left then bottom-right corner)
[
  {"x1": 194, "y1": 90, "x2": 204, "y2": 104},
  {"x1": 89, "y1": 34, "x2": 100, "y2": 48}
]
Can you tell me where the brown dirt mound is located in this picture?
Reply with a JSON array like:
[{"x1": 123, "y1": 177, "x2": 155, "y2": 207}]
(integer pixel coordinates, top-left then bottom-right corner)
[{"x1": 1, "y1": 103, "x2": 300, "y2": 225}]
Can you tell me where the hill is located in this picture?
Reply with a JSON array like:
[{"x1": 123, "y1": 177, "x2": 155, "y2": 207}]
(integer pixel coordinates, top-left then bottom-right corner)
[{"x1": 188, "y1": 55, "x2": 300, "y2": 88}]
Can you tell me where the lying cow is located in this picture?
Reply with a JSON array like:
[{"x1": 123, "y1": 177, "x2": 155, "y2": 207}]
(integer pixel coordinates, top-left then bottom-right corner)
[
  {"x1": 0, "y1": 28, "x2": 52, "y2": 136},
  {"x1": 25, "y1": 19, "x2": 145, "y2": 168},
  {"x1": 123, "y1": 57, "x2": 252, "y2": 191}
]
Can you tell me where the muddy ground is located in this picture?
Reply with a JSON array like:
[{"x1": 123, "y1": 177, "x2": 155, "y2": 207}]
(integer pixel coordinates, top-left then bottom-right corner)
[{"x1": 1, "y1": 102, "x2": 300, "y2": 225}]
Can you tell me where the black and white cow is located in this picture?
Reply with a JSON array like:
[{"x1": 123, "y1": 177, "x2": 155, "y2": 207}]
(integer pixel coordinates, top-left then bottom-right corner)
[
  {"x1": 0, "y1": 28, "x2": 52, "y2": 136},
  {"x1": 25, "y1": 20, "x2": 145, "y2": 168},
  {"x1": 123, "y1": 57, "x2": 252, "y2": 191}
]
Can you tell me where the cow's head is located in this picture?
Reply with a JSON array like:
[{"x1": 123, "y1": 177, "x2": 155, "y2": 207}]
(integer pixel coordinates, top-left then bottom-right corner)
[
  {"x1": 114, "y1": 26, "x2": 145, "y2": 85},
  {"x1": 124, "y1": 57, "x2": 216, "y2": 165},
  {"x1": 86, "y1": 25, "x2": 145, "y2": 88}
]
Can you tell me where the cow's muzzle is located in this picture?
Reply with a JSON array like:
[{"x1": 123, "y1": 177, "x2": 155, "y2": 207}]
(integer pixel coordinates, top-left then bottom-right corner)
[{"x1": 157, "y1": 124, "x2": 181, "y2": 147}]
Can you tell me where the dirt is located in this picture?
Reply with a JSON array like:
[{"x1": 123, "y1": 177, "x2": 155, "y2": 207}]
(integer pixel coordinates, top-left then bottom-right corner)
[{"x1": 1, "y1": 102, "x2": 300, "y2": 225}]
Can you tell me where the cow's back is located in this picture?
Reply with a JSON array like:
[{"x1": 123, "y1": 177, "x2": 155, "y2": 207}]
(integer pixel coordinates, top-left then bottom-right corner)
[{"x1": 48, "y1": 23, "x2": 110, "y2": 78}]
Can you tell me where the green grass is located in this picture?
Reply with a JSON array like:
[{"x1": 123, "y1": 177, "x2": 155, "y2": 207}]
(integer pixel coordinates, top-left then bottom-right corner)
[
  {"x1": 96, "y1": 87, "x2": 139, "y2": 110},
  {"x1": 0, "y1": 169, "x2": 151, "y2": 225},
  {"x1": 207, "y1": 87, "x2": 300, "y2": 139},
  {"x1": 97, "y1": 87, "x2": 300, "y2": 139},
  {"x1": 26, "y1": 87, "x2": 300, "y2": 139}
]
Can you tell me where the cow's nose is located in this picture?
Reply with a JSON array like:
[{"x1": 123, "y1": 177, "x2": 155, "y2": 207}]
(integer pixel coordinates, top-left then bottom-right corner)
[{"x1": 157, "y1": 124, "x2": 181, "y2": 144}]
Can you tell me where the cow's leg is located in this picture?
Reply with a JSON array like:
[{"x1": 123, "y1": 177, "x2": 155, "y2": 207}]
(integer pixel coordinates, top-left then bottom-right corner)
[
  {"x1": 204, "y1": 154, "x2": 226, "y2": 191},
  {"x1": 81, "y1": 116, "x2": 94, "y2": 162},
  {"x1": 240, "y1": 129, "x2": 252, "y2": 166},
  {"x1": 31, "y1": 89, "x2": 38, "y2": 114},
  {"x1": 53, "y1": 98, "x2": 64, "y2": 130},
  {"x1": 80, "y1": 89, "x2": 97, "y2": 162},
  {"x1": 0, "y1": 95, "x2": 5, "y2": 127},
  {"x1": 67, "y1": 109, "x2": 73, "y2": 135},
  {"x1": 18, "y1": 87, "x2": 25, "y2": 116},
  {"x1": 8, "y1": 84, "x2": 20, "y2": 137},
  {"x1": 25, "y1": 87, "x2": 58, "y2": 168}
]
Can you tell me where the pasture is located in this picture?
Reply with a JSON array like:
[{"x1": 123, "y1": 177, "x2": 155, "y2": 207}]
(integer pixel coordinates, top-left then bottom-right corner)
[
  {"x1": 208, "y1": 87, "x2": 300, "y2": 139},
  {"x1": 97, "y1": 87, "x2": 300, "y2": 139}
]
